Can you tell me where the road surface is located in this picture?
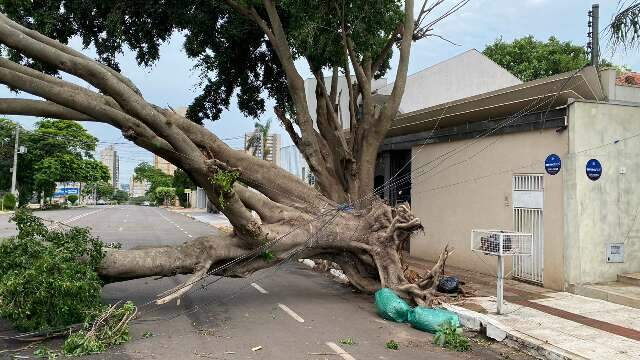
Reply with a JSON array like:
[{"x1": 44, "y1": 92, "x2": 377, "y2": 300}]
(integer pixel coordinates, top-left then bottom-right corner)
[{"x1": 0, "y1": 206, "x2": 532, "y2": 359}]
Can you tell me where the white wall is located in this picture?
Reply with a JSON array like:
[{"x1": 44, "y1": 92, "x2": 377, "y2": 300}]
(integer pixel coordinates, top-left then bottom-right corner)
[
  {"x1": 564, "y1": 101, "x2": 640, "y2": 286},
  {"x1": 304, "y1": 76, "x2": 387, "y2": 130},
  {"x1": 599, "y1": 68, "x2": 640, "y2": 103},
  {"x1": 410, "y1": 129, "x2": 567, "y2": 290},
  {"x1": 280, "y1": 145, "x2": 309, "y2": 183},
  {"x1": 377, "y1": 49, "x2": 522, "y2": 113}
]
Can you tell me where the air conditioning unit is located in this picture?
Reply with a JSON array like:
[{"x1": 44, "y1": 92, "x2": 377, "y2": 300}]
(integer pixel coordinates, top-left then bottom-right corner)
[{"x1": 471, "y1": 230, "x2": 532, "y2": 257}]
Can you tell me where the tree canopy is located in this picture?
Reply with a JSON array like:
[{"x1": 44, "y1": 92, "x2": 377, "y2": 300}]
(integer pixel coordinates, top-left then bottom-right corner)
[
  {"x1": 0, "y1": 0, "x2": 404, "y2": 124},
  {"x1": 0, "y1": 118, "x2": 110, "y2": 203},
  {"x1": 482, "y1": 36, "x2": 590, "y2": 82},
  {"x1": 133, "y1": 162, "x2": 173, "y2": 204}
]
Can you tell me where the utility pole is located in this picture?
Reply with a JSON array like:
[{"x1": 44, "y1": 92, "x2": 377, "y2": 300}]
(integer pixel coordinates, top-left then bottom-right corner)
[
  {"x1": 588, "y1": 3, "x2": 600, "y2": 67},
  {"x1": 10, "y1": 126, "x2": 19, "y2": 196}
]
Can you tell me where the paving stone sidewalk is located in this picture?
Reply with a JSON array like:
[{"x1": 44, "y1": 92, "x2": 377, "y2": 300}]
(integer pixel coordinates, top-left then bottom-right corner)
[{"x1": 406, "y1": 255, "x2": 640, "y2": 359}]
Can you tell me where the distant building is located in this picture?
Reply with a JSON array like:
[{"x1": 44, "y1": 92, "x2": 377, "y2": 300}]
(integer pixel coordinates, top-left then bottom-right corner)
[
  {"x1": 120, "y1": 183, "x2": 130, "y2": 193},
  {"x1": 100, "y1": 145, "x2": 119, "y2": 188},
  {"x1": 279, "y1": 145, "x2": 312, "y2": 184},
  {"x1": 129, "y1": 176, "x2": 149, "y2": 198},
  {"x1": 244, "y1": 132, "x2": 281, "y2": 165},
  {"x1": 154, "y1": 154, "x2": 176, "y2": 175}
]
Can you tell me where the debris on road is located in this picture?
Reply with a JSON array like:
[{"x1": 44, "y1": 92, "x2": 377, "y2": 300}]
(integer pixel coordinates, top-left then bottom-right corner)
[
  {"x1": 374, "y1": 288, "x2": 411, "y2": 323},
  {"x1": 338, "y1": 337, "x2": 354, "y2": 345},
  {"x1": 251, "y1": 346, "x2": 263, "y2": 351},
  {"x1": 408, "y1": 307, "x2": 460, "y2": 333},
  {"x1": 437, "y1": 276, "x2": 461, "y2": 294}
]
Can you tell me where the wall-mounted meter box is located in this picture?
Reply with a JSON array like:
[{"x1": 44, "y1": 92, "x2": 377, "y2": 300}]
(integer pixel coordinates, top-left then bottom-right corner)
[{"x1": 606, "y1": 243, "x2": 624, "y2": 263}]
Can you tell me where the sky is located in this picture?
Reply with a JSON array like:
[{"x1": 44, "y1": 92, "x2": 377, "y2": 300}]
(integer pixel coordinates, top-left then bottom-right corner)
[{"x1": 2, "y1": 0, "x2": 638, "y2": 185}]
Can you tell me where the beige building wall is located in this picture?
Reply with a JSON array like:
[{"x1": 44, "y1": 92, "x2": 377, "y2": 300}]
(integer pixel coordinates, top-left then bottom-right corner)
[
  {"x1": 410, "y1": 128, "x2": 568, "y2": 290},
  {"x1": 564, "y1": 101, "x2": 640, "y2": 287},
  {"x1": 154, "y1": 154, "x2": 176, "y2": 175}
]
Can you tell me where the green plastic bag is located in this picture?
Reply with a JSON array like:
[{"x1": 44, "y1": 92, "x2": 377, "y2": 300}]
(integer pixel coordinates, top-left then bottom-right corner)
[
  {"x1": 374, "y1": 288, "x2": 411, "y2": 323},
  {"x1": 408, "y1": 307, "x2": 460, "y2": 333}
]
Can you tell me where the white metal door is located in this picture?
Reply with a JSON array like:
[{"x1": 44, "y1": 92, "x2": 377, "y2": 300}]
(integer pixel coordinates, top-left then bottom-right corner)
[{"x1": 512, "y1": 174, "x2": 544, "y2": 285}]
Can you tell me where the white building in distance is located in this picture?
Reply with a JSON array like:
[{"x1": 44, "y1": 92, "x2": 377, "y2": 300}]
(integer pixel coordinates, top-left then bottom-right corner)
[{"x1": 100, "y1": 145, "x2": 119, "y2": 189}]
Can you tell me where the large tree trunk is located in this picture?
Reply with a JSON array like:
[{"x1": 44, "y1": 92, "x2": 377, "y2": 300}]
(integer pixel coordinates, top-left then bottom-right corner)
[{"x1": 0, "y1": 0, "x2": 463, "y2": 306}]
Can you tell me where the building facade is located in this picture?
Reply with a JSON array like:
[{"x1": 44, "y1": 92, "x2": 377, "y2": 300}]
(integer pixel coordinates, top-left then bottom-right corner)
[
  {"x1": 279, "y1": 144, "x2": 313, "y2": 184},
  {"x1": 244, "y1": 132, "x2": 281, "y2": 165},
  {"x1": 129, "y1": 176, "x2": 149, "y2": 198},
  {"x1": 100, "y1": 145, "x2": 119, "y2": 188},
  {"x1": 378, "y1": 65, "x2": 640, "y2": 294},
  {"x1": 154, "y1": 154, "x2": 177, "y2": 175}
]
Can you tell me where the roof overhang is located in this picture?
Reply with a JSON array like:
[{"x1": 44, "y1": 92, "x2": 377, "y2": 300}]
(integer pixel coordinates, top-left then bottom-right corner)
[{"x1": 386, "y1": 66, "x2": 604, "y2": 137}]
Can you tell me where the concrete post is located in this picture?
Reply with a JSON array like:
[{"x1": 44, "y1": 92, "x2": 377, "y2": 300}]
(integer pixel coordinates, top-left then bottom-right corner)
[{"x1": 10, "y1": 126, "x2": 19, "y2": 196}]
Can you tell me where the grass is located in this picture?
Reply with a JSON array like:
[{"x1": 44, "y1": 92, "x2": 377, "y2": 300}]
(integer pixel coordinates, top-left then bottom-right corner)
[
  {"x1": 433, "y1": 321, "x2": 471, "y2": 352},
  {"x1": 339, "y1": 337, "x2": 354, "y2": 345},
  {"x1": 385, "y1": 340, "x2": 399, "y2": 350}
]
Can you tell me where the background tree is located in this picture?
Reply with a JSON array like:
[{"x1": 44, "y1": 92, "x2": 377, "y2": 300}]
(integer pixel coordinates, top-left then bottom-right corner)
[
  {"x1": 133, "y1": 162, "x2": 173, "y2": 203},
  {"x1": 173, "y1": 168, "x2": 195, "y2": 207},
  {"x1": 245, "y1": 119, "x2": 272, "y2": 160},
  {"x1": 83, "y1": 181, "x2": 115, "y2": 201},
  {"x1": 0, "y1": 118, "x2": 109, "y2": 204},
  {"x1": 111, "y1": 190, "x2": 129, "y2": 204},
  {"x1": 155, "y1": 187, "x2": 176, "y2": 207},
  {"x1": 0, "y1": 0, "x2": 466, "y2": 306},
  {"x1": 483, "y1": 36, "x2": 592, "y2": 82}
]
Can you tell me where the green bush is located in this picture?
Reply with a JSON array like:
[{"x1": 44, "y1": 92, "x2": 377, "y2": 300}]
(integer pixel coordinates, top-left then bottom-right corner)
[
  {"x1": 0, "y1": 210, "x2": 104, "y2": 331},
  {"x1": 2, "y1": 193, "x2": 16, "y2": 210},
  {"x1": 433, "y1": 320, "x2": 471, "y2": 352},
  {"x1": 67, "y1": 194, "x2": 79, "y2": 205}
]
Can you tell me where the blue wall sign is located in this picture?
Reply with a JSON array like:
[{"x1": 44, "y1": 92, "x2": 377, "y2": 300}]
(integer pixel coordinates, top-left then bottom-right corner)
[
  {"x1": 586, "y1": 159, "x2": 602, "y2": 181},
  {"x1": 544, "y1": 154, "x2": 561, "y2": 175}
]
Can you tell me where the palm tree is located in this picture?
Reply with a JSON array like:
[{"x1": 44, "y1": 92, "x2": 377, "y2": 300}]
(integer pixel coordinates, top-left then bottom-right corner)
[
  {"x1": 609, "y1": 1, "x2": 640, "y2": 50},
  {"x1": 245, "y1": 119, "x2": 272, "y2": 161}
]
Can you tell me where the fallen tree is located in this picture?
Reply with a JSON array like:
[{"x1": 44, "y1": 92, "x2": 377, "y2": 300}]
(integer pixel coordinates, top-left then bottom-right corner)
[{"x1": 0, "y1": 0, "x2": 467, "y2": 306}]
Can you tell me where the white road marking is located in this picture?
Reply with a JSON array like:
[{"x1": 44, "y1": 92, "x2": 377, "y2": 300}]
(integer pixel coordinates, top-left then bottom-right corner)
[
  {"x1": 155, "y1": 208, "x2": 194, "y2": 239},
  {"x1": 118, "y1": 227, "x2": 123, "y2": 232},
  {"x1": 251, "y1": 283, "x2": 268, "y2": 294},
  {"x1": 278, "y1": 303, "x2": 304, "y2": 323},
  {"x1": 325, "y1": 342, "x2": 356, "y2": 360},
  {"x1": 46, "y1": 209, "x2": 104, "y2": 231}
]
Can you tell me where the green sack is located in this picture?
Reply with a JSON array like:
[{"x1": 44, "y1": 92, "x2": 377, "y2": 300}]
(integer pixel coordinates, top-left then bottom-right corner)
[
  {"x1": 374, "y1": 288, "x2": 411, "y2": 323},
  {"x1": 408, "y1": 307, "x2": 460, "y2": 333}
]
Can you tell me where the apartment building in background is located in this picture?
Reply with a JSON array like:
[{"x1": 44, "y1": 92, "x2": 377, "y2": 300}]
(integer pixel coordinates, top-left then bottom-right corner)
[
  {"x1": 244, "y1": 132, "x2": 281, "y2": 165},
  {"x1": 154, "y1": 154, "x2": 177, "y2": 175},
  {"x1": 129, "y1": 175, "x2": 149, "y2": 198},
  {"x1": 100, "y1": 145, "x2": 120, "y2": 188}
]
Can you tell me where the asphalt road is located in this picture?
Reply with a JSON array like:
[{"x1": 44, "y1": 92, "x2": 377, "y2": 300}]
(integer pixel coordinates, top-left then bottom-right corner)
[{"x1": 0, "y1": 206, "x2": 532, "y2": 359}]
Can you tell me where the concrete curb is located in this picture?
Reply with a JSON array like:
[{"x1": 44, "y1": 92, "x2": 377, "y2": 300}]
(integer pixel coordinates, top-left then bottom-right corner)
[{"x1": 442, "y1": 304, "x2": 587, "y2": 360}]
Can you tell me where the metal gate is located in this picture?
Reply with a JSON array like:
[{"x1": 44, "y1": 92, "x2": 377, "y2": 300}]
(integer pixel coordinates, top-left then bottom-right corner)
[{"x1": 512, "y1": 174, "x2": 544, "y2": 285}]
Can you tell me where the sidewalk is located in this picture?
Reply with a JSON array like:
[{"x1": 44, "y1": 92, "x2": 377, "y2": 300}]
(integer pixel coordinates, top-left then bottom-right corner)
[
  {"x1": 406, "y1": 255, "x2": 640, "y2": 359},
  {"x1": 168, "y1": 208, "x2": 232, "y2": 230}
]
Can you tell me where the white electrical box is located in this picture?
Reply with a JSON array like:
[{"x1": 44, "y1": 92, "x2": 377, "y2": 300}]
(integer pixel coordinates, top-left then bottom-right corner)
[{"x1": 606, "y1": 243, "x2": 624, "y2": 263}]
